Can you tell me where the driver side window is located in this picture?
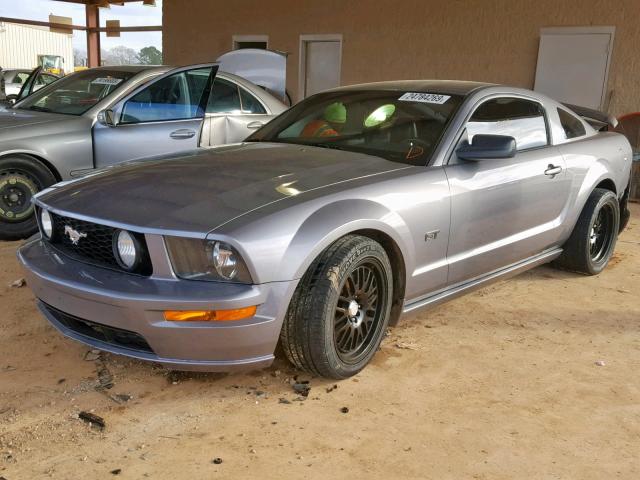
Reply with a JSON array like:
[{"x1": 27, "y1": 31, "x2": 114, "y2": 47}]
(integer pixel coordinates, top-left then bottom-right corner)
[
  {"x1": 466, "y1": 97, "x2": 549, "y2": 151},
  {"x1": 121, "y1": 67, "x2": 211, "y2": 124}
]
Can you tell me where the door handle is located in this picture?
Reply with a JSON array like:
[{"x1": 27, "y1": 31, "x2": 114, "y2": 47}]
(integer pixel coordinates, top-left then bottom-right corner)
[
  {"x1": 170, "y1": 129, "x2": 196, "y2": 139},
  {"x1": 246, "y1": 121, "x2": 264, "y2": 130},
  {"x1": 544, "y1": 164, "x2": 562, "y2": 177}
]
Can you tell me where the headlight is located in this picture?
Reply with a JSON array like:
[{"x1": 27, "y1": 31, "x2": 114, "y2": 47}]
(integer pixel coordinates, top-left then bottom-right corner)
[
  {"x1": 165, "y1": 237, "x2": 252, "y2": 284},
  {"x1": 212, "y1": 241, "x2": 239, "y2": 280},
  {"x1": 113, "y1": 229, "x2": 141, "y2": 271},
  {"x1": 40, "y1": 209, "x2": 53, "y2": 239}
]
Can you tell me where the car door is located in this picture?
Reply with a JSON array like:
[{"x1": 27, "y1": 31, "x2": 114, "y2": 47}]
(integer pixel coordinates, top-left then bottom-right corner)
[
  {"x1": 92, "y1": 64, "x2": 216, "y2": 168},
  {"x1": 200, "y1": 76, "x2": 274, "y2": 147},
  {"x1": 444, "y1": 96, "x2": 572, "y2": 285},
  {"x1": 6, "y1": 70, "x2": 31, "y2": 96},
  {"x1": 12, "y1": 68, "x2": 40, "y2": 101}
]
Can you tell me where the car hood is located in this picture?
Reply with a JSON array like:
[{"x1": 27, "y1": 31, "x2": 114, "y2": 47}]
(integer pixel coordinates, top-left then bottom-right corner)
[
  {"x1": 0, "y1": 108, "x2": 73, "y2": 130},
  {"x1": 37, "y1": 142, "x2": 407, "y2": 235}
]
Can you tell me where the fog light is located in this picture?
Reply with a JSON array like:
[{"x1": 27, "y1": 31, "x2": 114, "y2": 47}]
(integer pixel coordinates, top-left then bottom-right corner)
[
  {"x1": 40, "y1": 209, "x2": 53, "y2": 239},
  {"x1": 164, "y1": 306, "x2": 257, "y2": 322},
  {"x1": 114, "y1": 230, "x2": 139, "y2": 270}
]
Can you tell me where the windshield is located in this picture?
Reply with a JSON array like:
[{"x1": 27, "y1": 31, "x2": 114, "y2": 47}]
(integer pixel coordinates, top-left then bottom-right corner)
[
  {"x1": 247, "y1": 90, "x2": 463, "y2": 165},
  {"x1": 16, "y1": 69, "x2": 137, "y2": 115}
]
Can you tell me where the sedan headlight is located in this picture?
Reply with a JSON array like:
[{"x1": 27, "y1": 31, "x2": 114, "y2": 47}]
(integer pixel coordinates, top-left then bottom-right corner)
[
  {"x1": 40, "y1": 208, "x2": 53, "y2": 239},
  {"x1": 165, "y1": 237, "x2": 252, "y2": 284}
]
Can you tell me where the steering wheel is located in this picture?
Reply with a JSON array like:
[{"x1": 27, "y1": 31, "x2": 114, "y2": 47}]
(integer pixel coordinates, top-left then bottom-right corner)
[{"x1": 404, "y1": 138, "x2": 431, "y2": 161}]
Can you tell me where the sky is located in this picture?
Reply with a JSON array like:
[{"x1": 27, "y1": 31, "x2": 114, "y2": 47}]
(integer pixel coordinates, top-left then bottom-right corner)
[{"x1": 0, "y1": 0, "x2": 163, "y2": 52}]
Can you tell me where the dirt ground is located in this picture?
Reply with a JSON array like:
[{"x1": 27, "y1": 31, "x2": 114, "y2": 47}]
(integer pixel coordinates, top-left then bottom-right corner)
[{"x1": 1, "y1": 205, "x2": 639, "y2": 480}]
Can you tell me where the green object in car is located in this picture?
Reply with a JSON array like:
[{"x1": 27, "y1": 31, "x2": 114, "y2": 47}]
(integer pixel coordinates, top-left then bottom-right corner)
[{"x1": 364, "y1": 104, "x2": 396, "y2": 127}]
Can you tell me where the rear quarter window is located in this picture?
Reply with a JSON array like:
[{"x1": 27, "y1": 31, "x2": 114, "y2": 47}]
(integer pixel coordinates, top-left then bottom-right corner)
[{"x1": 558, "y1": 108, "x2": 586, "y2": 139}]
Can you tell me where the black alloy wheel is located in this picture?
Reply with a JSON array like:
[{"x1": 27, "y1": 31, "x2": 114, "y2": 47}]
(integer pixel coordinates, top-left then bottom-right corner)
[
  {"x1": 334, "y1": 261, "x2": 387, "y2": 364},
  {"x1": 281, "y1": 235, "x2": 393, "y2": 378},
  {"x1": 554, "y1": 188, "x2": 620, "y2": 275},
  {"x1": 589, "y1": 202, "x2": 616, "y2": 263}
]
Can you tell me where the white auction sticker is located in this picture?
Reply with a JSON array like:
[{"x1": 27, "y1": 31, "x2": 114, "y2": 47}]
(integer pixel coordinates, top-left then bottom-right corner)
[
  {"x1": 92, "y1": 77, "x2": 123, "y2": 86},
  {"x1": 398, "y1": 92, "x2": 451, "y2": 104}
]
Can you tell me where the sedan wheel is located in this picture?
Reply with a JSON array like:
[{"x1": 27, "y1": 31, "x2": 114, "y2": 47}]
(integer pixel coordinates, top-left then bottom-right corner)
[
  {"x1": 281, "y1": 235, "x2": 393, "y2": 378},
  {"x1": 0, "y1": 156, "x2": 56, "y2": 240},
  {"x1": 0, "y1": 170, "x2": 38, "y2": 222}
]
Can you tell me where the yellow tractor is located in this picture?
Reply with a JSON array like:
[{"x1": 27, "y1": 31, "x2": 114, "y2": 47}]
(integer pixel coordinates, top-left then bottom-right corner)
[{"x1": 37, "y1": 54, "x2": 65, "y2": 76}]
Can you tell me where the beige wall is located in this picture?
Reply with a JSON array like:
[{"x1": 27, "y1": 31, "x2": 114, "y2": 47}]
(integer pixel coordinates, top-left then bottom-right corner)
[{"x1": 163, "y1": 0, "x2": 640, "y2": 116}]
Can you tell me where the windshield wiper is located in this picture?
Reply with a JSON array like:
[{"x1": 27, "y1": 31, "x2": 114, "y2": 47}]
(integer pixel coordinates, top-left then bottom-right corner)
[
  {"x1": 246, "y1": 138, "x2": 346, "y2": 150},
  {"x1": 27, "y1": 105, "x2": 53, "y2": 113},
  {"x1": 304, "y1": 142, "x2": 346, "y2": 151}
]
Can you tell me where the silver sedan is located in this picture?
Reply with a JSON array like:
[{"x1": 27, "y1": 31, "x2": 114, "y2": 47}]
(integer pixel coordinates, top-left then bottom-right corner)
[{"x1": 0, "y1": 64, "x2": 287, "y2": 239}]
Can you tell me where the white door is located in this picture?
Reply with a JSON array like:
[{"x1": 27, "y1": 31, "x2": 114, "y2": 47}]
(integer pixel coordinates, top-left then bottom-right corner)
[
  {"x1": 534, "y1": 27, "x2": 615, "y2": 110},
  {"x1": 301, "y1": 36, "x2": 341, "y2": 98}
]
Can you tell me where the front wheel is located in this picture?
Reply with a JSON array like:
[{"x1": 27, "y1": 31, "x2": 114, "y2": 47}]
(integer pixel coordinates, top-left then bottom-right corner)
[
  {"x1": 281, "y1": 235, "x2": 393, "y2": 379},
  {"x1": 554, "y1": 188, "x2": 620, "y2": 275},
  {"x1": 0, "y1": 156, "x2": 56, "y2": 240}
]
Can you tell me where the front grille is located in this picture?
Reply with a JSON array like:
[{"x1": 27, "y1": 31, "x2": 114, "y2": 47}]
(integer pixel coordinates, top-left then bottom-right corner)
[
  {"x1": 45, "y1": 211, "x2": 152, "y2": 276},
  {"x1": 43, "y1": 302, "x2": 154, "y2": 354}
]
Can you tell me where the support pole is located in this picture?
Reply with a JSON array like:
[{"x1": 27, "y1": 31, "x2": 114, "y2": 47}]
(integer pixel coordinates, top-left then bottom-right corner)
[{"x1": 86, "y1": 4, "x2": 101, "y2": 67}]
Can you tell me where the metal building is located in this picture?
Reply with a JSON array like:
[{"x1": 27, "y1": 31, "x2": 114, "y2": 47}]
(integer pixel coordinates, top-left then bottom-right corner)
[{"x1": 0, "y1": 21, "x2": 73, "y2": 72}]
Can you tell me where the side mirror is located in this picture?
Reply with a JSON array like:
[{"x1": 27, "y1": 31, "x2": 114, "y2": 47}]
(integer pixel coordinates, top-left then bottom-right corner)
[
  {"x1": 6, "y1": 94, "x2": 17, "y2": 105},
  {"x1": 456, "y1": 134, "x2": 517, "y2": 161},
  {"x1": 98, "y1": 109, "x2": 117, "y2": 127}
]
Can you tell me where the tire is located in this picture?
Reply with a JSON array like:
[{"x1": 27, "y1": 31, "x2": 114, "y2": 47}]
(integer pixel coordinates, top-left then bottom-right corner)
[
  {"x1": 554, "y1": 188, "x2": 620, "y2": 275},
  {"x1": 281, "y1": 235, "x2": 393, "y2": 379},
  {"x1": 0, "y1": 156, "x2": 56, "y2": 241},
  {"x1": 619, "y1": 181, "x2": 631, "y2": 233}
]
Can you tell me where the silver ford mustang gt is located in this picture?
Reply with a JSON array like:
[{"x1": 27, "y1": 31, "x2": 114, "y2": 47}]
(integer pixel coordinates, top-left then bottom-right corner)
[{"x1": 18, "y1": 80, "x2": 632, "y2": 379}]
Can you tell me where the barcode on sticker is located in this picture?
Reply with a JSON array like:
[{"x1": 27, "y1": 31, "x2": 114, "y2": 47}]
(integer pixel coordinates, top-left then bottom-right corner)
[
  {"x1": 92, "y1": 77, "x2": 123, "y2": 86},
  {"x1": 398, "y1": 92, "x2": 450, "y2": 104}
]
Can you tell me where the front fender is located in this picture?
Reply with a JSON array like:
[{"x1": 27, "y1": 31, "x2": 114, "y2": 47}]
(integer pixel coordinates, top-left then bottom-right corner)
[
  {"x1": 284, "y1": 199, "x2": 413, "y2": 282},
  {"x1": 0, "y1": 116, "x2": 94, "y2": 179},
  {"x1": 215, "y1": 196, "x2": 414, "y2": 285}
]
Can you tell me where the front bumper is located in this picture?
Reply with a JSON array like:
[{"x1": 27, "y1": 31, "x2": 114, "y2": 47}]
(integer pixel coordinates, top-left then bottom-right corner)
[{"x1": 18, "y1": 237, "x2": 297, "y2": 372}]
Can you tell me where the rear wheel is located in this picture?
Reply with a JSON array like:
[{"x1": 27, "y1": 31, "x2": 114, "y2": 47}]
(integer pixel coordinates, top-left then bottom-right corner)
[
  {"x1": 281, "y1": 235, "x2": 393, "y2": 379},
  {"x1": 554, "y1": 188, "x2": 619, "y2": 275},
  {"x1": 0, "y1": 156, "x2": 56, "y2": 240}
]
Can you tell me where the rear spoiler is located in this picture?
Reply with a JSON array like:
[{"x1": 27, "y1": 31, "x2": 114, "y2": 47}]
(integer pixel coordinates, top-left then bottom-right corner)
[{"x1": 562, "y1": 103, "x2": 618, "y2": 131}]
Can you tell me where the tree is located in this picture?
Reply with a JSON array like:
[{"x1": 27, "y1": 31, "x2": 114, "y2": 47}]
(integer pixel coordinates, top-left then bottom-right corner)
[
  {"x1": 73, "y1": 48, "x2": 87, "y2": 67},
  {"x1": 138, "y1": 46, "x2": 163, "y2": 65},
  {"x1": 104, "y1": 46, "x2": 139, "y2": 66}
]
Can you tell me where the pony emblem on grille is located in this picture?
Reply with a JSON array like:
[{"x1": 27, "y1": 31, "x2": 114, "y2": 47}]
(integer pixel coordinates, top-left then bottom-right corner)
[{"x1": 64, "y1": 225, "x2": 88, "y2": 245}]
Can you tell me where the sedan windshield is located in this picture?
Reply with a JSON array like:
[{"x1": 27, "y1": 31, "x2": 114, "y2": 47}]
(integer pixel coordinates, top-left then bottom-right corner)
[
  {"x1": 247, "y1": 90, "x2": 463, "y2": 165},
  {"x1": 16, "y1": 69, "x2": 137, "y2": 116}
]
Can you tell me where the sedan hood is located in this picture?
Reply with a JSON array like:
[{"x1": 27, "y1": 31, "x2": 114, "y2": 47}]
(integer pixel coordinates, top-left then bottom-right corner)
[
  {"x1": 0, "y1": 108, "x2": 72, "y2": 130},
  {"x1": 38, "y1": 142, "x2": 406, "y2": 235}
]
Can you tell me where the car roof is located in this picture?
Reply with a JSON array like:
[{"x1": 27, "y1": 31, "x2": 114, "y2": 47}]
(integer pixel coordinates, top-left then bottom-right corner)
[
  {"x1": 327, "y1": 79, "x2": 495, "y2": 96},
  {"x1": 89, "y1": 65, "x2": 171, "y2": 74}
]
